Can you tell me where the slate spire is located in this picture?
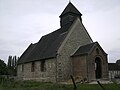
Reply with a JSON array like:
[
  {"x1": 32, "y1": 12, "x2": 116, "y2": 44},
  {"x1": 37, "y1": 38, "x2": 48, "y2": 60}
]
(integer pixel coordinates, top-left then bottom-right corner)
[{"x1": 60, "y1": 2, "x2": 82, "y2": 28}]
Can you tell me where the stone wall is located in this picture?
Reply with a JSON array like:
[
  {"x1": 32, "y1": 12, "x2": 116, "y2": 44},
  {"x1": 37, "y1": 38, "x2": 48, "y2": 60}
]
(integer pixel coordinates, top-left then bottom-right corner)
[
  {"x1": 70, "y1": 44, "x2": 108, "y2": 82},
  {"x1": 72, "y1": 55, "x2": 87, "y2": 81},
  {"x1": 17, "y1": 64, "x2": 23, "y2": 80},
  {"x1": 57, "y1": 18, "x2": 92, "y2": 82},
  {"x1": 87, "y1": 45, "x2": 108, "y2": 82},
  {"x1": 17, "y1": 58, "x2": 56, "y2": 82}
]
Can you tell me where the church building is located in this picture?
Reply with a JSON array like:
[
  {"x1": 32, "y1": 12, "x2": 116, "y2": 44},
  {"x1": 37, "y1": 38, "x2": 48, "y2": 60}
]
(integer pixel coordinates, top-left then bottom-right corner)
[{"x1": 17, "y1": 2, "x2": 109, "y2": 83}]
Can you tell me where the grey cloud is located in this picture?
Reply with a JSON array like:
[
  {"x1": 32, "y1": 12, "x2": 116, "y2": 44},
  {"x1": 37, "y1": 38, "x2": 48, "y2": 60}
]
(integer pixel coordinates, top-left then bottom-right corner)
[
  {"x1": 77, "y1": 0, "x2": 120, "y2": 13},
  {"x1": 0, "y1": 0, "x2": 120, "y2": 63},
  {"x1": 108, "y1": 48, "x2": 120, "y2": 62},
  {"x1": 118, "y1": 38, "x2": 120, "y2": 41},
  {"x1": 0, "y1": 0, "x2": 66, "y2": 16}
]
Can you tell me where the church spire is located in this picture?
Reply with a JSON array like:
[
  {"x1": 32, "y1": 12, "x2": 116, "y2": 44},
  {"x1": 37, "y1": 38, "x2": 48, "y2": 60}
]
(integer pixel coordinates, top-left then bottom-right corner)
[
  {"x1": 59, "y1": 2, "x2": 82, "y2": 28},
  {"x1": 60, "y1": 2, "x2": 82, "y2": 17}
]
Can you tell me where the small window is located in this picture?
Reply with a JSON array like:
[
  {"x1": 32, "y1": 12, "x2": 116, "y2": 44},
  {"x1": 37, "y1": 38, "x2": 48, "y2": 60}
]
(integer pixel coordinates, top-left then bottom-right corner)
[
  {"x1": 41, "y1": 60, "x2": 45, "y2": 72},
  {"x1": 31, "y1": 62, "x2": 35, "y2": 72}
]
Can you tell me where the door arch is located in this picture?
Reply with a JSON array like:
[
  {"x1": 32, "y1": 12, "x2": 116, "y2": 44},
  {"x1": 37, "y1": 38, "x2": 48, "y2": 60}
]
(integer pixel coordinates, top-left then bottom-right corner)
[{"x1": 95, "y1": 57, "x2": 102, "y2": 79}]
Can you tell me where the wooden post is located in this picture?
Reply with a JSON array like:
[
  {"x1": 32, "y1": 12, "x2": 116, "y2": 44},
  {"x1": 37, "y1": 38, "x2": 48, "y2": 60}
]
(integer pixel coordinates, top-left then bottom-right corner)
[
  {"x1": 70, "y1": 75, "x2": 77, "y2": 90},
  {"x1": 97, "y1": 81, "x2": 105, "y2": 90}
]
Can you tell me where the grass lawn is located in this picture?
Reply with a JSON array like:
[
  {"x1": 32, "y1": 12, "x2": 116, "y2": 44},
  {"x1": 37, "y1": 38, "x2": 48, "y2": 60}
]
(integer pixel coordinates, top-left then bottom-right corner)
[{"x1": 0, "y1": 79, "x2": 120, "y2": 90}]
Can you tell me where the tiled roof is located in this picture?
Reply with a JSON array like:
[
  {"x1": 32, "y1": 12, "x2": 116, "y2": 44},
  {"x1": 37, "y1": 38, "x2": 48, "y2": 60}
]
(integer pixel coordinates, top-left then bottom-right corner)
[
  {"x1": 17, "y1": 27, "x2": 70, "y2": 64},
  {"x1": 17, "y1": 43, "x2": 36, "y2": 64},
  {"x1": 17, "y1": 2, "x2": 83, "y2": 64},
  {"x1": 72, "y1": 42, "x2": 96, "y2": 56}
]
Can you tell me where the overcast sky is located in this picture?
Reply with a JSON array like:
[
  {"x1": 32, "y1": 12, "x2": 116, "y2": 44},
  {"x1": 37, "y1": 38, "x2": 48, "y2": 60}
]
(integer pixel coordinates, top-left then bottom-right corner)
[{"x1": 0, "y1": 0, "x2": 120, "y2": 63}]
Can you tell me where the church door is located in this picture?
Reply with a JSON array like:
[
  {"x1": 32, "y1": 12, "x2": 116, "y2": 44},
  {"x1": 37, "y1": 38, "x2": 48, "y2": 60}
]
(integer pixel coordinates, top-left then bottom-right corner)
[{"x1": 95, "y1": 57, "x2": 102, "y2": 79}]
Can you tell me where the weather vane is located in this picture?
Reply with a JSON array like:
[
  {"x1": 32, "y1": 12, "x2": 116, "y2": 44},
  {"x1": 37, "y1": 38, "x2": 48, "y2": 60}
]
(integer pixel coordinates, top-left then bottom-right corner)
[{"x1": 69, "y1": 0, "x2": 71, "y2": 2}]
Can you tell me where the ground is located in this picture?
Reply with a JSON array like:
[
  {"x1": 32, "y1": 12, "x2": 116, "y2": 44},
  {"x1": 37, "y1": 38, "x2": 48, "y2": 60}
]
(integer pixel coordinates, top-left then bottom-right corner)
[{"x1": 0, "y1": 78, "x2": 120, "y2": 90}]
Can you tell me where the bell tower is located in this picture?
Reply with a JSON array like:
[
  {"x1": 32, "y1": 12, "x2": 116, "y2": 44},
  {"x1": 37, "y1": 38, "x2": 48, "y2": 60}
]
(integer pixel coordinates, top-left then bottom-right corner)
[{"x1": 59, "y1": 2, "x2": 82, "y2": 28}]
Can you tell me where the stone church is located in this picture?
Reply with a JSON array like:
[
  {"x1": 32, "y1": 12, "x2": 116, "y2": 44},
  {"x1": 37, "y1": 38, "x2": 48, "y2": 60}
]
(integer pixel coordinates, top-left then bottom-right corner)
[{"x1": 17, "y1": 2, "x2": 108, "y2": 83}]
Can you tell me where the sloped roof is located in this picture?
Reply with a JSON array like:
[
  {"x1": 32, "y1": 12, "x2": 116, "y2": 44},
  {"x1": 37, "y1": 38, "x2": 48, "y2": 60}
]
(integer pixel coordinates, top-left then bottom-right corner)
[
  {"x1": 72, "y1": 42, "x2": 96, "y2": 56},
  {"x1": 17, "y1": 43, "x2": 37, "y2": 64},
  {"x1": 108, "y1": 63, "x2": 120, "y2": 70},
  {"x1": 72, "y1": 42, "x2": 107, "y2": 57},
  {"x1": 60, "y1": 2, "x2": 82, "y2": 17},
  {"x1": 17, "y1": 2, "x2": 85, "y2": 64},
  {"x1": 17, "y1": 27, "x2": 70, "y2": 64}
]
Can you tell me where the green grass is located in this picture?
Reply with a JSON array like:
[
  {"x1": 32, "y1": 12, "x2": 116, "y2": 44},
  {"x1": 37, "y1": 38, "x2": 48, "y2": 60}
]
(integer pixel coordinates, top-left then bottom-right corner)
[
  {"x1": 77, "y1": 84, "x2": 120, "y2": 90},
  {"x1": 0, "y1": 78, "x2": 120, "y2": 90}
]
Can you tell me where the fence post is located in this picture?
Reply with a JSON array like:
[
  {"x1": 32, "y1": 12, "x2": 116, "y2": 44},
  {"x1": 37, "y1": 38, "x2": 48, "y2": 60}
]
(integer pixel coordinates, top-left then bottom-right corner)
[
  {"x1": 70, "y1": 75, "x2": 77, "y2": 90},
  {"x1": 97, "y1": 81, "x2": 105, "y2": 90}
]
